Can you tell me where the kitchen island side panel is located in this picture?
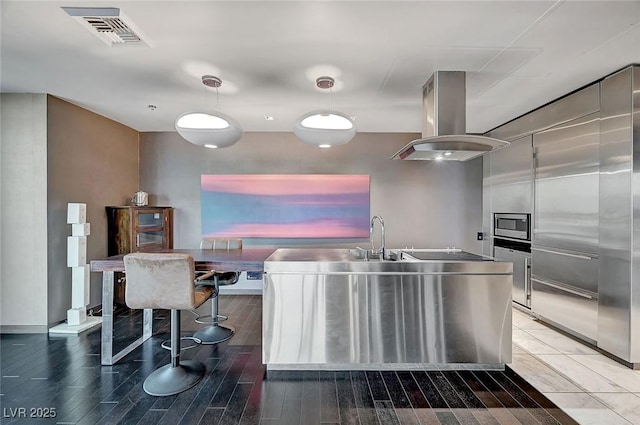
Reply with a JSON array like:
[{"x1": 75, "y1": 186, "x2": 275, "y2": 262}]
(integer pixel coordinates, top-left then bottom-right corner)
[{"x1": 263, "y1": 249, "x2": 512, "y2": 370}]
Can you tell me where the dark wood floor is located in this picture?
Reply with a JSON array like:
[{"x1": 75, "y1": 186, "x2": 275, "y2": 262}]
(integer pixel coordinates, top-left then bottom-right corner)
[{"x1": 1, "y1": 295, "x2": 578, "y2": 425}]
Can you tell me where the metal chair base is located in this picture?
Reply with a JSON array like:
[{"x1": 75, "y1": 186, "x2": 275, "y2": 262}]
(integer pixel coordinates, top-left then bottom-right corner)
[
  {"x1": 161, "y1": 336, "x2": 201, "y2": 351},
  {"x1": 193, "y1": 324, "x2": 234, "y2": 345},
  {"x1": 194, "y1": 314, "x2": 228, "y2": 324},
  {"x1": 142, "y1": 360, "x2": 205, "y2": 396},
  {"x1": 193, "y1": 276, "x2": 236, "y2": 344}
]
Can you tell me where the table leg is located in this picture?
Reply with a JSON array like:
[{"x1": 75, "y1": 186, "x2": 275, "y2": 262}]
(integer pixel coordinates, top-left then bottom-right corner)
[
  {"x1": 101, "y1": 271, "x2": 153, "y2": 365},
  {"x1": 101, "y1": 271, "x2": 115, "y2": 365}
]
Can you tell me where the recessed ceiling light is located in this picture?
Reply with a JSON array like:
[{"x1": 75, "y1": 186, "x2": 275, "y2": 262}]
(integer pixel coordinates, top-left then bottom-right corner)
[{"x1": 319, "y1": 144, "x2": 332, "y2": 149}]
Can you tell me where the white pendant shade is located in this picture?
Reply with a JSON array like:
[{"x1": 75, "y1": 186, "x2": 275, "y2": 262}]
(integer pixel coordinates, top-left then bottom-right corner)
[
  {"x1": 294, "y1": 110, "x2": 356, "y2": 148},
  {"x1": 300, "y1": 112, "x2": 353, "y2": 130},
  {"x1": 175, "y1": 112, "x2": 243, "y2": 148},
  {"x1": 176, "y1": 113, "x2": 230, "y2": 129}
]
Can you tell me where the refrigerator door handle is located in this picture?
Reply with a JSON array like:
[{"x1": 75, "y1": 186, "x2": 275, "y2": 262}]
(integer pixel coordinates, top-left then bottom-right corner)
[
  {"x1": 524, "y1": 257, "x2": 531, "y2": 305},
  {"x1": 531, "y1": 246, "x2": 596, "y2": 260},
  {"x1": 531, "y1": 277, "x2": 596, "y2": 300}
]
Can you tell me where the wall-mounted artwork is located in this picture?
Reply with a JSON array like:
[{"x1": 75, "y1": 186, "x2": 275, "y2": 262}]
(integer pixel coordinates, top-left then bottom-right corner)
[{"x1": 201, "y1": 174, "x2": 370, "y2": 238}]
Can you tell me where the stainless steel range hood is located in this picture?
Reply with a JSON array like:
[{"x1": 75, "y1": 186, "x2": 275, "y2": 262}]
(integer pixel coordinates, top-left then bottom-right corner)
[{"x1": 391, "y1": 71, "x2": 509, "y2": 161}]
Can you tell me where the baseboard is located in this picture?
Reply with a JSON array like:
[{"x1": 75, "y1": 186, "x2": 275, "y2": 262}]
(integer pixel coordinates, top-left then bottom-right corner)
[{"x1": 1, "y1": 324, "x2": 50, "y2": 334}]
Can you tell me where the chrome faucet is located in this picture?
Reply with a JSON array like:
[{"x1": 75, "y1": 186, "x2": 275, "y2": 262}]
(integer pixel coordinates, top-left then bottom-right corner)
[{"x1": 370, "y1": 215, "x2": 385, "y2": 260}]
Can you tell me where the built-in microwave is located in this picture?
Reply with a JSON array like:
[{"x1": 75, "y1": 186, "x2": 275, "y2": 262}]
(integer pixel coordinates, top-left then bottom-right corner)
[{"x1": 494, "y1": 213, "x2": 530, "y2": 241}]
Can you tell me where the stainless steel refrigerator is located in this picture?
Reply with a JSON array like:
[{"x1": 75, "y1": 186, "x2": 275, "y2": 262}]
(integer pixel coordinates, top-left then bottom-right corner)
[{"x1": 531, "y1": 111, "x2": 600, "y2": 343}]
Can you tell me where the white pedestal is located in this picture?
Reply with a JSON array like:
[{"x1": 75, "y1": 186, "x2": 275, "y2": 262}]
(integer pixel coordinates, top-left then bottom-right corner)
[{"x1": 49, "y1": 316, "x2": 102, "y2": 335}]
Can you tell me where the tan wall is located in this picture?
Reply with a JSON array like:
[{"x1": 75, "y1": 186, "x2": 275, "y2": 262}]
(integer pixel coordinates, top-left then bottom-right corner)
[
  {"x1": 140, "y1": 131, "x2": 483, "y2": 253},
  {"x1": 0, "y1": 94, "x2": 49, "y2": 331},
  {"x1": 47, "y1": 96, "x2": 139, "y2": 325}
]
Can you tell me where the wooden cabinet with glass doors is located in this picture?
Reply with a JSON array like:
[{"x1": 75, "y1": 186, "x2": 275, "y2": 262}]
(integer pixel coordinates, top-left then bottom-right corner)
[
  {"x1": 106, "y1": 206, "x2": 174, "y2": 303},
  {"x1": 106, "y1": 206, "x2": 173, "y2": 256}
]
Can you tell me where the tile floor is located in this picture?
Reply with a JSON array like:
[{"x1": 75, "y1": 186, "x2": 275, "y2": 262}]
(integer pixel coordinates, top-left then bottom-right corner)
[{"x1": 510, "y1": 307, "x2": 640, "y2": 424}]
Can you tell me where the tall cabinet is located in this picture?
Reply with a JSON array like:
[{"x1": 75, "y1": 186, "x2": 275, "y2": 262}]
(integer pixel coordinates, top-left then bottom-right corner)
[{"x1": 485, "y1": 135, "x2": 533, "y2": 308}]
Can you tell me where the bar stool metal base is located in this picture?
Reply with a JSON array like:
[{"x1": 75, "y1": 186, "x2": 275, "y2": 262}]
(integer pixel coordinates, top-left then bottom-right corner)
[
  {"x1": 194, "y1": 314, "x2": 228, "y2": 324},
  {"x1": 193, "y1": 324, "x2": 234, "y2": 345},
  {"x1": 143, "y1": 360, "x2": 205, "y2": 396}
]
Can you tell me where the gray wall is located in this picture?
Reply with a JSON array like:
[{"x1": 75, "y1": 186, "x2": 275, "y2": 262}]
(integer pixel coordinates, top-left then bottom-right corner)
[
  {"x1": 140, "y1": 131, "x2": 483, "y2": 253},
  {"x1": 47, "y1": 96, "x2": 139, "y2": 324},
  {"x1": 0, "y1": 94, "x2": 140, "y2": 332},
  {"x1": 1, "y1": 94, "x2": 49, "y2": 331}
]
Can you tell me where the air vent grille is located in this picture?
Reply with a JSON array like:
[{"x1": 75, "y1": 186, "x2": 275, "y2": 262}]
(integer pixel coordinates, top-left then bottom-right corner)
[
  {"x1": 83, "y1": 17, "x2": 141, "y2": 44},
  {"x1": 63, "y1": 7, "x2": 150, "y2": 47}
]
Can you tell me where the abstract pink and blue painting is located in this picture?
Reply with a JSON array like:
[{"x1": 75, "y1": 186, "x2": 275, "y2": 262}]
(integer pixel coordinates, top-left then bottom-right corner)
[{"x1": 201, "y1": 174, "x2": 370, "y2": 238}]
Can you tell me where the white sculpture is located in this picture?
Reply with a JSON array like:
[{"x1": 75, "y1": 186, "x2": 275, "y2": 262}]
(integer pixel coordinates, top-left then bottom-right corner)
[{"x1": 49, "y1": 203, "x2": 102, "y2": 334}]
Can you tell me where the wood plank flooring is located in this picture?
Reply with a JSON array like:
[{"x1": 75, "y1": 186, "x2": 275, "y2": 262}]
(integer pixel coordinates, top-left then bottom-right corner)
[{"x1": 0, "y1": 295, "x2": 578, "y2": 424}]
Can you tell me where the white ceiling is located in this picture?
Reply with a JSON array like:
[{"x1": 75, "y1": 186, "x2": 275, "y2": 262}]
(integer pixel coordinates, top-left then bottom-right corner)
[{"x1": 2, "y1": 1, "x2": 639, "y2": 135}]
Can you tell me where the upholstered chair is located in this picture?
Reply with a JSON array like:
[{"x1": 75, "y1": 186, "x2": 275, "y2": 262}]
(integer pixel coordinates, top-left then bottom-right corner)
[
  {"x1": 124, "y1": 253, "x2": 214, "y2": 396},
  {"x1": 193, "y1": 238, "x2": 242, "y2": 344}
]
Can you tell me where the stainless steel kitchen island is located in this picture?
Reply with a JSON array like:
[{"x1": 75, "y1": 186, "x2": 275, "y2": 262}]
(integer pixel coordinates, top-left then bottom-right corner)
[{"x1": 263, "y1": 248, "x2": 513, "y2": 371}]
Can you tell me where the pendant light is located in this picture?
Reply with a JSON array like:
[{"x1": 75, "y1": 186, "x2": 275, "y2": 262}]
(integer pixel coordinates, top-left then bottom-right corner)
[
  {"x1": 294, "y1": 76, "x2": 356, "y2": 148},
  {"x1": 175, "y1": 75, "x2": 243, "y2": 149}
]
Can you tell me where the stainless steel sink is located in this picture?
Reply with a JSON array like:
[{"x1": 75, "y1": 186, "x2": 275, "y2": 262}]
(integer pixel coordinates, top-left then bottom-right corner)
[{"x1": 349, "y1": 247, "x2": 400, "y2": 261}]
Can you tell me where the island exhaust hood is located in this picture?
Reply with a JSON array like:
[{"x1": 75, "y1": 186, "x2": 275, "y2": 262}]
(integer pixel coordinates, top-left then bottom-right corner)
[{"x1": 391, "y1": 71, "x2": 509, "y2": 161}]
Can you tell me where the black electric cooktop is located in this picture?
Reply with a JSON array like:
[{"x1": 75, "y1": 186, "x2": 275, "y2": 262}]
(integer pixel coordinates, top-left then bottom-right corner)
[{"x1": 403, "y1": 251, "x2": 492, "y2": 261}]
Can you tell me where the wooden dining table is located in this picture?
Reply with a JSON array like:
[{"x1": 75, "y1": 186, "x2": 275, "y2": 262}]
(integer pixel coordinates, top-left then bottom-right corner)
[{"x1": 90, "y1": 248, "x2": 275, "y2": 365}]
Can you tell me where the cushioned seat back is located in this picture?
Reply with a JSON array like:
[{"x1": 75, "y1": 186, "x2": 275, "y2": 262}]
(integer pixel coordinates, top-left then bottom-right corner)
[
  {"x1": 124, "y1": 253, "x2": 196, "y2": 310},
  {"x1": 200, "y1": 238, "x2": 243, "y2": 250}
]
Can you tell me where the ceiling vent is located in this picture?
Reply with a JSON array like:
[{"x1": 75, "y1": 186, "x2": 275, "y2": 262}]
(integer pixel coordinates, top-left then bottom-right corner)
[{"x1": 62, "y1": 7, "x2": 151, "y2": 47}]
